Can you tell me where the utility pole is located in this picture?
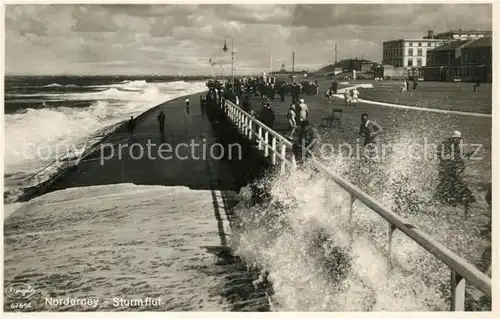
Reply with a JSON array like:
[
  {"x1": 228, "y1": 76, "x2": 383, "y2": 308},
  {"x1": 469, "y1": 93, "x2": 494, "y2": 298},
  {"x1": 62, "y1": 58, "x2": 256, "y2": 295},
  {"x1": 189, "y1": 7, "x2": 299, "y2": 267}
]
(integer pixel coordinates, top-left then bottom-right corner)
[
  {"x1": 270, "y1": 52, "x2": 273, "y2": 77},
  {"x1": 335, "y1": 41, "x2": 338, "y2": 64},
  {"x1": 292, "y1": 50, "x2": 295, "y2": 76},
  {"x1": 333, "y1": 42, "x2": 337, "y2": 81}
]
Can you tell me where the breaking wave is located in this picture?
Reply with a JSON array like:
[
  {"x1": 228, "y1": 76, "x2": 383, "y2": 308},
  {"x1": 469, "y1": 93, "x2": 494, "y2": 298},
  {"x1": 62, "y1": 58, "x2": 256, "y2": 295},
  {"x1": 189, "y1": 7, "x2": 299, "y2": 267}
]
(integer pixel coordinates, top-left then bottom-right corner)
[{"x1": 4, "y1": 80, "x2": 207, "y2": 203}]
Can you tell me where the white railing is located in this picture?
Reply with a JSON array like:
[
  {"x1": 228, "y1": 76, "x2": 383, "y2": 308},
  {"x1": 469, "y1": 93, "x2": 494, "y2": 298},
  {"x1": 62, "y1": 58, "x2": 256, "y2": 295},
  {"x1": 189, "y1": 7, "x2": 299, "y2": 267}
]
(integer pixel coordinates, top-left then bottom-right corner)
[
  {"x1": 222, "y1": 98, "x2": 296, "y2": 174},
  {"x1": 221, "y1": 98, "x2": 492, "y2": 311}
]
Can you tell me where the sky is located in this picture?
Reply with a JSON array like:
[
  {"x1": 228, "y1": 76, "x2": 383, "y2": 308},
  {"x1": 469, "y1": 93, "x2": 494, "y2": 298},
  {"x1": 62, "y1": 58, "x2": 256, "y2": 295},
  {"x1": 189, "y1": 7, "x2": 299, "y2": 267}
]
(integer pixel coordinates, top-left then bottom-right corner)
[{"x1": 5, "y1": 3, "x2": 492, "y2": 75}]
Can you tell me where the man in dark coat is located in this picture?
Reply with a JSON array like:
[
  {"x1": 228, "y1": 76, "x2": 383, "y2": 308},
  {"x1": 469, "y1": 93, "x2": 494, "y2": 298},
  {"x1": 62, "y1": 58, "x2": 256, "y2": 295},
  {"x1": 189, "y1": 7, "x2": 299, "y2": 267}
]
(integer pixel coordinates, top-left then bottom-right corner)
[
  {"x1": 242, "y1": 94, "x2": 251, "y2": 113},
  {"x1": 292, "y1": 120, "x2": 320, "y2": 166},
  {"x1": 358, "y1": 113, "x2": 383, "y2": 147},
  {"x1": 127, "y1": 116, "x2": 135, "y2": 138},
  {"x1": 258, "y1": 102, "x2": 275, "y2": 129},
  {"x1": 332, "y1": 79, "x2": 338, "y2": 94},
  {"x1": 435, "y1": 130, "x2": 476, "y2": 215},
  {"x1": 358, "y1": 113, "x2": 383, "y2": 161},
  {"x1": 157, "y1": 111, "x2": 166, "y2": 135}
]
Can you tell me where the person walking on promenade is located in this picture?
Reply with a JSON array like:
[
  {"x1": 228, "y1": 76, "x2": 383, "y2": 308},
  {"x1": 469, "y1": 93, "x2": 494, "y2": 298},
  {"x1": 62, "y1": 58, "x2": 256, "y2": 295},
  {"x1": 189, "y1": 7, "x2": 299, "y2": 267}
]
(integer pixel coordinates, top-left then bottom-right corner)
[
  {"x1": 258, "y1": 101, "x2": 275, "y2": 129},
  {"x1": 401, "y1": 79, "x2": 407, "y2": 93},
  {"x1": 287, "y1": 104, "x2": 298, "y2": 140},
  {"x1": 200, "y1": 96, "x2": 206, "y2": 116},
  {"x1": 298, "y1": 98, "x2": 309, "y2": 125},
  {"x1": 157, "y1": 111, "x2": 166, "y2": 136},
  {"x1": 242, "y1": 94, "x2": 251, "y2": 113},
  {"x1": 332, "y1": 79, "x2": 338, "y2": 94},
  {"x1": 344, "y1": 89, "x2": 350, "y2": 106},
  {"x1": 292, "y1": 120, "x2": 320, "y2": 166},
  {"x1": 185, "y1": 97, "x2": 191, "y2": 116},
  {"x1": 127, "y1": 116, "x2": 135, "y2": 138},
  {"x1": 358, "y1": 113, "x2": 383, "y2": 160},
  {"x1": 351, "y1": 87, "x2": 360, "y2": 106},
  {"x1": 326, "y1": 88, "x2": 334, "y2": 103},
  {"x1": 435, "y1": 130, "x2": 476, "y2": 216},
  {"x1": 473, "y1": 79, "x2": 481, "y2": 92},
  {"x1": 413, "y1": 79, "x2": 418, "y2": 91},
  {"x1": 279, "y1": 83, "x2": 286, "y2": 102},
  {"x1": 291, "y1": 82, "x2": 300, "y2": 104}
]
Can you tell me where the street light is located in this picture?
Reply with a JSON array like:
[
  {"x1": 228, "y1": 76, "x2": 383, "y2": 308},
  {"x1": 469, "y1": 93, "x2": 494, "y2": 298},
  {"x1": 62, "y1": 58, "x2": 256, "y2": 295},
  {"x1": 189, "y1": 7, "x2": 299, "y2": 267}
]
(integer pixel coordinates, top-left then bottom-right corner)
[
  {"x1": 222, "y1": 36, "x2": 235, "y2": 92},
  {"x1": 209, "y1": 57, "x2": 216, "y2": 81}
]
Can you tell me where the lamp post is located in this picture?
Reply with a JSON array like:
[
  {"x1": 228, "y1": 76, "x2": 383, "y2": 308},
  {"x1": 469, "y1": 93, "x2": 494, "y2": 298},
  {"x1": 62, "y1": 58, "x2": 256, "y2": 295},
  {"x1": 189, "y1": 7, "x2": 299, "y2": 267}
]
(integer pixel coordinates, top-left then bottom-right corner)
[
  {"x1": 222, "y1": 36, "x2": 235, "y2": 92},
  {"x1": 209, "y1": 57, "x2": 216, "y2": 81}
]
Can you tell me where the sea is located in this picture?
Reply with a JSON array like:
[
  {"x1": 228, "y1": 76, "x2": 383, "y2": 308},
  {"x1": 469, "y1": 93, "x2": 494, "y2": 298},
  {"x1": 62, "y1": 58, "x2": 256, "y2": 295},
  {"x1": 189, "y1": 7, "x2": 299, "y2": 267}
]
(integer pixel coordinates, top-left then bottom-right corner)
[
  {"x1": 4, "y1": 76, "x2": 208, "y2": 205},
  {"x1": 3, "y1": 76, "x2": 492, "y2": 311}
]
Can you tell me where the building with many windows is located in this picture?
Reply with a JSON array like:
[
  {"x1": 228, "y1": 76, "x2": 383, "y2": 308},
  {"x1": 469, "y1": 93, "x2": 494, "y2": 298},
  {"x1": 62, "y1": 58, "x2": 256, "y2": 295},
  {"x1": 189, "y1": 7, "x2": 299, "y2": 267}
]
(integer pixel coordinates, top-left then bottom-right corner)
[
  {"x1": 382, "y1": 30, "x2": 491, "y2": 70},
  {"x1": 425, "y1": 37, "x2": 492, "y2": 82},
  {"x1": 382, "y1": 38, "x2": 447, "y2": 69}
]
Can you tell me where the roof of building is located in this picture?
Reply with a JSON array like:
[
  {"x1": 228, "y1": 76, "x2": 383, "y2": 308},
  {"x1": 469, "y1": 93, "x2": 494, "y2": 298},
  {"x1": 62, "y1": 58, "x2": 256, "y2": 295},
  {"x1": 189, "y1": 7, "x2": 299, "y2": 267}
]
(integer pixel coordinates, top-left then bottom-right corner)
[
  {"x1": 383, "y1": 38, "x2": 446, "y2": 44},
  {"x1": 462, "y1": 37, "x2": 492, "y2": 49},
  {"x1": 428, "y1": 40, "x2": 469, "y2": 52},
  {"x1": 438, "y1": 30, "x2": 492, "y2": 35}
]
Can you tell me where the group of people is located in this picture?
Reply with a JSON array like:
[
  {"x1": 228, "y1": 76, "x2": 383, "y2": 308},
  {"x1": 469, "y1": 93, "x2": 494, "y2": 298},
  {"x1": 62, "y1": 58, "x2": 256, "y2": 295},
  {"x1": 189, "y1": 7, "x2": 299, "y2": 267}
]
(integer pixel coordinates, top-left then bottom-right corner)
[
  {"x1": 237, "y1": 95, "x2": 319, "y2": 166},
  {"x1": 343, "y1": 87, "x2": 360, "y2": 106},
  {"x1": 401, "y1": 78, "x2": 418, "y2": 93},
  {"x1": 283, "y1": 98, "x2": 321, "y2": 165},
  {"x1": 206, "y1": 77, "x2": 323, "y2": 106},
  {"x1": 128, "y1": 78, "x2": 484, "y2": 220}
]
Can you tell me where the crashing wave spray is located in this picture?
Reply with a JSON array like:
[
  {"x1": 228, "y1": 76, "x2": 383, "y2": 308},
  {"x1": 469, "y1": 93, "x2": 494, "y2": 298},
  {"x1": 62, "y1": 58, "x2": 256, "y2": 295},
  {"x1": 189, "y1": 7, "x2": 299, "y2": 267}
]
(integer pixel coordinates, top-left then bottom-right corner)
[{"x1": 231, "y1": 125, "x2": 490, "y2": 311}]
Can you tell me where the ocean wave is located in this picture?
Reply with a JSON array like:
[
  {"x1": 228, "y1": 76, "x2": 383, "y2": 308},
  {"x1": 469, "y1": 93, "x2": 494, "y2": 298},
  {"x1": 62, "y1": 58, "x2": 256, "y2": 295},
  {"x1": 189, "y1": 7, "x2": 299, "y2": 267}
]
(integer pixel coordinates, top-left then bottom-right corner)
[
  {"x1": 231, "y1": 129, "x2": 490, "y2": 311},
  {"x1": 42, "y1": 83, "x2": 79, "y2": 88},
  {"x1": 4, "y1": 80, "x2": 208, "y2": 203}
]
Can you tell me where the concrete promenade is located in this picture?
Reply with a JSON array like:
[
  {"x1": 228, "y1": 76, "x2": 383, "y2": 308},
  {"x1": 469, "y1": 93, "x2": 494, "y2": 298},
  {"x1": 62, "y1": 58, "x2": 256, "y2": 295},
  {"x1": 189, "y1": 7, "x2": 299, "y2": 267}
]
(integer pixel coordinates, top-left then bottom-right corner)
[{"x1": 6, "y1": 92, "x2": 274, "y2": 311}]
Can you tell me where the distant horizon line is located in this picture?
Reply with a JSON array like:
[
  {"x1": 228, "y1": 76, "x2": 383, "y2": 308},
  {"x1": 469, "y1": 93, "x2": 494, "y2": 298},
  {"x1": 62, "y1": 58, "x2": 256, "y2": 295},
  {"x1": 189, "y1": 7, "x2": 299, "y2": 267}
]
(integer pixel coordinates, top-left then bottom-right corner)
[
  {"x1": 4, "y1": 74, "x2": 245, "y2": 77},
  {"x1": 4, "y1": 71, "x2": 315, "y2": 77}
]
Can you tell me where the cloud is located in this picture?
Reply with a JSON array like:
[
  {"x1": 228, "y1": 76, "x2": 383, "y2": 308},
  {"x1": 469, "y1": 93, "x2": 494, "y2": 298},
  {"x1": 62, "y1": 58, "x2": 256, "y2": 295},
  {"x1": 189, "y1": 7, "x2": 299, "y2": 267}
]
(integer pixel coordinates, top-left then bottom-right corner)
[
  {"x1": 290, "y1": 4, "x2": 491, "y2": 30},
  {"x1": 4, "y1": 3, "x2": 492, "y2": 75}
]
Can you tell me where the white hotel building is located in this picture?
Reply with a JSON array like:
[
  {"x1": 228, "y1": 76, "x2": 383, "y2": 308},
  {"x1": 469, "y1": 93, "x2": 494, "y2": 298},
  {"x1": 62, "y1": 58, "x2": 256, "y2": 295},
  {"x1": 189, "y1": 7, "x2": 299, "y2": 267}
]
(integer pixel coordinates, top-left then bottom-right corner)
[
  {"x1": 382, "y1": 39, "x2": 447, "y2": 68},
  {"x1": 382, "y1": 30, "x2": 491, "y2": 69}
]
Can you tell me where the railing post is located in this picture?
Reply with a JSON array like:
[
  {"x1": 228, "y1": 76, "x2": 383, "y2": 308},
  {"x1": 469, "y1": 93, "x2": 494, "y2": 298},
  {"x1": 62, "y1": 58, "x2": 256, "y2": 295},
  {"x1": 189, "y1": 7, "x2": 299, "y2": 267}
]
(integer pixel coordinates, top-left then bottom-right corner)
[
  {"x1": 271, "y1": 137, "x2": 277, "y2": 165},
  {"x1": 280, "y1": 143, "x2": 286, "y2": 174},
  {"x1": 264, "y1": 131, "x2": 269, "y2": 157},
  {"x1": 243, "y1": 117, "x2": 248, "y2": 136},
  {"x1": 349, "y1": 195, "x2": 356, "y2": 224},
  {"x1": 388, "y1": 223, "x2": 397, "y2": 267},
  {"x1": 248, "y1": 118, "x2": 253, "y2": 139},
  {"x1": 291, "y1": 152, "x2": 297, "y2": 169},
  {"x1": 348, "y1": 195, "x2": 356, "y2": 245},
  {"x1": 451, "y1": 271, "x2": 466, "y2": 311},
  {"x1": 257, "y1": 127, "x2": 263, "y2": 150}
]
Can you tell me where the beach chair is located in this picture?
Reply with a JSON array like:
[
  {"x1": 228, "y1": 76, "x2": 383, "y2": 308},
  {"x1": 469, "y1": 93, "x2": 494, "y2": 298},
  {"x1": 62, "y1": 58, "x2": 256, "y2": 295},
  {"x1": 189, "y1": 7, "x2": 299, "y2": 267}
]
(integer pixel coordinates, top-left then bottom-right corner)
[{"x1": 321, "y1": 108, "x2": 343, "y2": 129}]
